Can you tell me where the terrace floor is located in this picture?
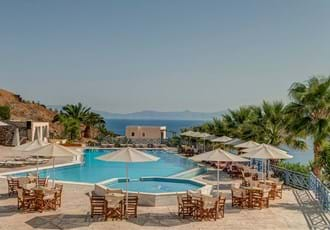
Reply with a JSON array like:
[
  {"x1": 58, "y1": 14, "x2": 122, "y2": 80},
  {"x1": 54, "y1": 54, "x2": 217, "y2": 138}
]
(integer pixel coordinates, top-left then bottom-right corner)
[{"x1": 2, "y1": 169, "x2": 329, "y2": 230}]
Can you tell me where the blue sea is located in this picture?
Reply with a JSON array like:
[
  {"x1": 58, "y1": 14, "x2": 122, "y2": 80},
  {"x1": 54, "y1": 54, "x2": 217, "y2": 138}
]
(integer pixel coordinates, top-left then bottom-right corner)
[{"x1": 105, "y1": 119, "x2": 314, "y2": 165}]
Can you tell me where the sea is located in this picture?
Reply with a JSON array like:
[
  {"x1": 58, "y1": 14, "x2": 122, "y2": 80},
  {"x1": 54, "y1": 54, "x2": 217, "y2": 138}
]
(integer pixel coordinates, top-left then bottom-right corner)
[{"x1": 105, "y1": 119, "x2": 314, "y2": 165}]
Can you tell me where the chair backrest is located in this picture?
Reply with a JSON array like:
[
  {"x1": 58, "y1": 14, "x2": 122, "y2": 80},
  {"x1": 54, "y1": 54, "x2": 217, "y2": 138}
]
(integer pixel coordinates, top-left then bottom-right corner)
[
  {"x1": 55, "y1": 184, "x2": 63, "y2": 197},
  {"x1": 18, "y1": 177, "x2": 30, "y2": 187},
  {"x1": 17, "y1": 188, "x2": 23, "y2": 199},
  {"x1": 251, "y1": 189, "x2": 263, "y2": 198},
  {"x1": 177, "y1": 194, "x2": 183, "y2": 205},
  {"x1": 269, "y1": 177, "x2": 280, "y2": 183},
  {"x1": 106, "y1": 194, "x2": 124, "y2": 208},
  {"x1": 250, "y1": 180, "x2": 259, "y2": 187},
  {"x1": 187, "y1": 190, "x2": 202, "y2": 199},
  {"x1": 231, "y1": 183, "x2": 240, "y2": 189},
  {"x1": 231, "y1": 188, "x2": 243, "y2": 197},
  {"x1": 90, "y1": 193, "x2": 107, "y2": 216},
  {"x1": 38, "y1": 177, "x2": 49, "y2": 186},
  {"x1": 202, "y1": 195, "x2": 218, "y2": 209},
  {"x1": 8, "y1": 178, "x2": 19, "y2": 187},
  {"x1": 107, "y1": 188, "x2": 123, "y2": 194},
  {"x1": 219, "y1": 196, "x2": 226, "y2": 205},
  {"x1": 94, "y1": 184, "x2": 107, "y2": 196}
]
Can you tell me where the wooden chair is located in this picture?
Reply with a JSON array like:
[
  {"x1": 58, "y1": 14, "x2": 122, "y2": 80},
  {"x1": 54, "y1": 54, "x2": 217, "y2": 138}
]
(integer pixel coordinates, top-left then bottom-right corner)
[
  {"x1": 17, "y1": 188, "x2": 35, "y2": 211},
  {"x1": 251, "y1": 189, "x2": 269, "y2": 209},
  {"x1": 106, "y1": 197, "x2": 124, "y2": 220},
  {"x1": 7, "y1": 178, "x2": 19, "y2": 197},
  {"x1": 177, "y1": 194, "x2": 184, "y2": 217},
  {"x1": 35, "y1": 189, "x2": 56, "y2": 212},
  {"x1": 54, "y1": 184, "x2": 63, "y2": 208},
  {"x1": 124, "y1": 196, "x2": 138, "y2": 218},
  {"x1": 218, "y1": 196, "x2": 226, "y2": 218},
  {"x1": 38, "y1": 177, "x2": 49, "y2": 187},
  {"x1": 260, "y1": 181, "x2": 276, "y2": 200},
  {"x1": 231, "y1": 188, "x2": 248, "y2": 208},
  {"x1": 275, "y1": 181, "x2": 283, "y2": 199},
  {"x1": 89, "y1": 192, "x2": 107, "y2": 220},
  {"x1": 195, "y1": 197, "x2": 218, "y2": 221},
  {"x1": 180, "y1": 196, "x2": 196, "y2": 218}
]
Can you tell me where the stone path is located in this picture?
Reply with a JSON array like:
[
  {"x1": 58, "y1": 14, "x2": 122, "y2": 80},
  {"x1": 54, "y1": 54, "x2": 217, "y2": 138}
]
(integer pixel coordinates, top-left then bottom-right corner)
[{"x1": 293, "y1": 189, "x2": 330, "y2": 230}]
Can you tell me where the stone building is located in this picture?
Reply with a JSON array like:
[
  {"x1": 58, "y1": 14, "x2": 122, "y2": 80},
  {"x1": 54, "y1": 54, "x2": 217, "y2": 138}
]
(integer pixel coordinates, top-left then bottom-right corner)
[{"x1": 125, "y1": 126, "x2": 167, "y2": 144}]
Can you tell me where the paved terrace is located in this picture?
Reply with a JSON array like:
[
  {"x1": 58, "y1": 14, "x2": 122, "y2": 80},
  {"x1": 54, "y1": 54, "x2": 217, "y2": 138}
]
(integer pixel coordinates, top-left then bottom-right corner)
[{"x1": 1, "y1": 169, "x2": 329, "y2": 230}]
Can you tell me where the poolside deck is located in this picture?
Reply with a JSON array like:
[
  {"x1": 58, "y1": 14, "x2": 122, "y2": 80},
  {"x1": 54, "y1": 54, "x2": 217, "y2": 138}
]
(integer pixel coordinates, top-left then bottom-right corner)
[{"x1": 1, "y1": 169, "x2": 326, "y2": 230}]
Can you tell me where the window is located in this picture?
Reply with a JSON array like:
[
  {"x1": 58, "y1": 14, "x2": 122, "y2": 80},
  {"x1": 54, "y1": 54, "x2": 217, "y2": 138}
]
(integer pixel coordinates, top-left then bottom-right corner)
[
  {"x1": 131, "y1": 132, "x2": 135, "y2": 137},
  {"x1": 142, "y1": 132, "x2": 145, "y2": 137}
]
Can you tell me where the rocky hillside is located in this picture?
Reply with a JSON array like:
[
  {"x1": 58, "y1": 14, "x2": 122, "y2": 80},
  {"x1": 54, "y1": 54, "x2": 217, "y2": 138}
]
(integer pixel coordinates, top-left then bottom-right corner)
[{"x1": 0, "y1": 89, "x2": 62, "y2": 135}]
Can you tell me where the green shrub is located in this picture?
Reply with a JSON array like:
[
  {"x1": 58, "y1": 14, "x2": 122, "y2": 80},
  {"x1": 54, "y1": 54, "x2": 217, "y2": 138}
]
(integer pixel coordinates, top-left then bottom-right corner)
[
  {"x1": 277, "y1": 161, "x2": 311, "y2": 175},
  {"x1": 0, "y1": 106, "x2": 10, "y2": 120}
]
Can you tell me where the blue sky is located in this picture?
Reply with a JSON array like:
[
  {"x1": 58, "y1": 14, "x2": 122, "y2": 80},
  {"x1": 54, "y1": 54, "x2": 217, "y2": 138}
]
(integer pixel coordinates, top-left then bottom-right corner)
[{"x1": 0, "y1": 0, "x2": 330, "y2": 113}]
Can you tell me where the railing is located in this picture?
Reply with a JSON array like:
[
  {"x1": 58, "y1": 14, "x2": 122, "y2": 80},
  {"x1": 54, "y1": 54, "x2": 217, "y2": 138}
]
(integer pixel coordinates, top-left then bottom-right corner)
[
  {"x1": 271, "y1": 165, "x2": 330, "y2": 211},
  {"x1": 271, "y1": 165, "x2": 309, "y2": 189},
  {"x1": 309, "y1": 173, "x2": 330, "y2": 211}
]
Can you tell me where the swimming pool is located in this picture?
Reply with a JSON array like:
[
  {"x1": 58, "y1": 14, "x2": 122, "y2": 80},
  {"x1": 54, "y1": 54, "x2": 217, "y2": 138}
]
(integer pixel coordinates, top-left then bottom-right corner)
[
  {"x1": 13, "y1": 149, "x2": 198, "y2": 183},
  {"x1": 106, "y1": 177, "x2": 203, "y2": 193}
]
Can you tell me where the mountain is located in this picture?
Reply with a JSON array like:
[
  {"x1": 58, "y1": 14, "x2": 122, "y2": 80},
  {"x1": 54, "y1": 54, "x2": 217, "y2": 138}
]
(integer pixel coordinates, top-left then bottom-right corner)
[
  {"x1": 0, "y1": 89, "x2": 62, "y2": 134},
  {"x1": 48, "y1": 105, "x2": 224, "y2": 120}
]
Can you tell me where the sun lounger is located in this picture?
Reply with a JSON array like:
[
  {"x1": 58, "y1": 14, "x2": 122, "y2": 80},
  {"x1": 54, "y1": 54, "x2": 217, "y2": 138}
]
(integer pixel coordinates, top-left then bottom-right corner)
[{"x1": 5, "y1": 160, "x2": 25, "y2": 167}]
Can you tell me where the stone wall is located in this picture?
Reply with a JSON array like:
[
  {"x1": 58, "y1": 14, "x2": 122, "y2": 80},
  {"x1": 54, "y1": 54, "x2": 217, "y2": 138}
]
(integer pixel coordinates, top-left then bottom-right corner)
[
  {"x1": 129, "y1": 138, "x2": 162, "y2": 145},
  {"x1": 0, "y1": 121, "x2": 29, "y2": 146}
]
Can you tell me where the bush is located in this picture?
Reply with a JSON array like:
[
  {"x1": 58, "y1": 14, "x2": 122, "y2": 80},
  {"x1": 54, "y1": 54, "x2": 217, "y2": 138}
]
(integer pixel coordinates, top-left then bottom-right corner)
[
  {"x1": 0, "y1": 106, "x2": 10, "y2": 120},
  {"x1": 277, "y1": 161, "x2": 311, "y2": 175},
  {"x1": 167, "y1": 136, "x2": 181, "y2": 147}
]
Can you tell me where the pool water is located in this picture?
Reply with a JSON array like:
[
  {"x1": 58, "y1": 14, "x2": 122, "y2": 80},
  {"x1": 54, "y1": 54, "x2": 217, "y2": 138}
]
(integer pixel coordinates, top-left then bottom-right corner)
[
  {"x1": 107, "y1": 178, "x2": 203, "y2": 193},
  {"x1": 16, "y1": 149, "x2": 197, "y2": 183}
]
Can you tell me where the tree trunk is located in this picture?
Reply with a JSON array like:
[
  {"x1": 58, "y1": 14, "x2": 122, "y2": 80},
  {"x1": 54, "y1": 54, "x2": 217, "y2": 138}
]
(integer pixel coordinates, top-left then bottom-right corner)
[
  {"x1": 84, "y1": 126, "x2": 91, "y2": 138},
  {"x1": 313, "y1": 142, "x2": 321, "y2": 176}
]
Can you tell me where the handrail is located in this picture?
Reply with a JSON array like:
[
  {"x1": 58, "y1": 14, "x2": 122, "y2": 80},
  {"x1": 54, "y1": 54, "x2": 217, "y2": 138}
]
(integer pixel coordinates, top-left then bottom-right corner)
[
  {"x1": 271, "y1": 165, "x2": 309, "y2": 189},
  {"x1": 309, "y1": 172, "x2": 330, "y2": 211},
  {"x1": 271, "y1": 165, "x2": 330, "y2": 211}
]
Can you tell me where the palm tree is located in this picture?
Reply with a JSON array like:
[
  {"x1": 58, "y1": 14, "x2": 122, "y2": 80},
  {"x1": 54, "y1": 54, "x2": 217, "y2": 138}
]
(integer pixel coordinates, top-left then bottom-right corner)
[
  {"x1": 53, "y1": 103, "x2": 106, "y2": 139},
  {"x1": 255, "y1": 101, "x2": 306, "y2": 149},
  {"x1": 83, "y1": 112, "x2": 106, "y2": 138},
  {"x1": 222, "y1": 106, "x2": 260, "y2": 139},
  {"x1": 286, "y1": 76, "x2": 330, "y2": 176},
  {"x1": 58, "y1": 116, "x2": 81, "y2": 140},
  {"x1": 58, "y1": 103, "x2": 91, "y2": 121}
]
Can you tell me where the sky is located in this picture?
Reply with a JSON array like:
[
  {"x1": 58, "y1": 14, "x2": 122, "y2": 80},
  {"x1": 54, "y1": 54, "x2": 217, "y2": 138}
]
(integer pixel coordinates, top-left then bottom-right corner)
[{"x1": 0, "y1": 0, "x2": 330, "y2": 113}]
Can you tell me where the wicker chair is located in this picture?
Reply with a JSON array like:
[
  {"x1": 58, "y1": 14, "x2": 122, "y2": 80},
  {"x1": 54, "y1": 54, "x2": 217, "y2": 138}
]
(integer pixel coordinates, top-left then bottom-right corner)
[{"x1": 7, "y1": 178, "x2": 19, "y2": 197}]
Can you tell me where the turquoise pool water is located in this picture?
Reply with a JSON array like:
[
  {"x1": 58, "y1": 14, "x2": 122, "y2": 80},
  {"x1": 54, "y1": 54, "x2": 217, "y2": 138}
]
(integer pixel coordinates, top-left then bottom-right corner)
[
  {"x1": 107, "y1": 178, "x2": 203, "y2": 193},
  {"x1": 15, "y1": 149, "x2": 197, "y2": 183}
]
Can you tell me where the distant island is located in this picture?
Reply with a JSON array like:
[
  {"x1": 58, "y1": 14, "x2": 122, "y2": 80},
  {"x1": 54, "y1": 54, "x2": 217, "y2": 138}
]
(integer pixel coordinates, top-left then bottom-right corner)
[{"x1": 48, "y1": 105, "x2": 224, "y2": 120}]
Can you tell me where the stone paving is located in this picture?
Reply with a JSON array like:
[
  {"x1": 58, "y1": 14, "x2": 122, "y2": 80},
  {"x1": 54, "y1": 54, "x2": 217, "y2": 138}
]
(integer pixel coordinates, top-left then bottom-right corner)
[{"x1": 0, "y1": 168, "x2": 318, "y2": 230}]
